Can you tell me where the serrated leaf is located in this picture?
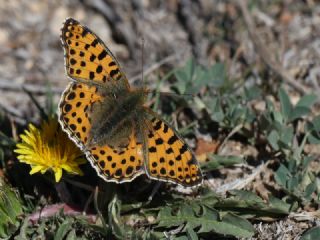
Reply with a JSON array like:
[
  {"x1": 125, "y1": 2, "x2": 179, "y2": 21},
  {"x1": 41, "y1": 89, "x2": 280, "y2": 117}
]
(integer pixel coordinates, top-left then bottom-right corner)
[
  {"x1": 156, "y1": 207, "x2": 185, "y2": 228},
  {"x1": 156, "y1": 204, "x2": 253, "y2": 238}
]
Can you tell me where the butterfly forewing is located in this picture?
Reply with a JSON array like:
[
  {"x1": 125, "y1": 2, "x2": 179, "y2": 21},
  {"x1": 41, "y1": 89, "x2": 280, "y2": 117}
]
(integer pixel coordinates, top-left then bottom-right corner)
[{"x1": 61, "y1": 18, "x2": 130, "y2": 90}]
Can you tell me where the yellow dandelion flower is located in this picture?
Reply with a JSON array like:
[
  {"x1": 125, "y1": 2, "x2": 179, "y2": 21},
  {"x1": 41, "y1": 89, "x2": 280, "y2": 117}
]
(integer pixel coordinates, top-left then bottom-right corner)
[{"x1": 14, "y1": 116, "x2": 86, "y2": 182}]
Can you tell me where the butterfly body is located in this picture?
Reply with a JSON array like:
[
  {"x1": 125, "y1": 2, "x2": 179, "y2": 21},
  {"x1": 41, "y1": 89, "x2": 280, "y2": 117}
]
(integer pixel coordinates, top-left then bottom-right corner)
[
  {"x1": 87, "y1": 87, "x2": 146, "y2": 149},
  {"x1": 59, "y1": 18, "x2": 203, "y2": 187}
]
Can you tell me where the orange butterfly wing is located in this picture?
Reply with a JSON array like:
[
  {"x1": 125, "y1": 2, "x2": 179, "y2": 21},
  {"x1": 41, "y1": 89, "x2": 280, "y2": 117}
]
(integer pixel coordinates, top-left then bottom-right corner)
[
  {"x1": 61, "y1": 18, "x2": 129, "y2": 90},
  {"x1": 144, "y1": 114, "x2": 203, "y2": 187},
  {"x1": 59, "y1": 18, "x2": 144, "y2": 182}
]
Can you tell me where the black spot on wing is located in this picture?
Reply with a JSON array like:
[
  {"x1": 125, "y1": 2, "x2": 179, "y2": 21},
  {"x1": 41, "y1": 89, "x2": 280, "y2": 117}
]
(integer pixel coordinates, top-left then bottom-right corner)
[
  {"x1": 110, "y1": 69, "x2": 120, "y2": 78},
  {"x1": 168, "y1": 135, "x2": 178, "y2": 145},
  {"x1": 98, "y1": 50, "x2": 107, "y2": 60}
]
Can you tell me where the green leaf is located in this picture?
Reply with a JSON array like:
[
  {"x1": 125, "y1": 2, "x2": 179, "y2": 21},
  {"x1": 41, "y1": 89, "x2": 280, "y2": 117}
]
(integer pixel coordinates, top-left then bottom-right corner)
[
  {"x1": 206, "y1": 97, "x2": 225, "y2": 122},
  {"x1": 174, "y1": 59, "x2": 195, "y2": 94},
  {"x1": 306, "y1": 115, "x2": 320, "y2": 144},
  {"x1": 198, "y1": 212, "x2": 254, "y2": 238},
  {"x1": 287, "y1": 175, "x2": 300, "y2": 192},
  {"x1": 54, "y1": 219, "x2": 73, "y2": 240},
  {"x1": 66, "y1": 229, "x2": 77, "y2": 240},
  {"x1": 267, "y1": 130, "x2": 280, "y2": 150},
  {"x1": 268, "y1": 196, "x2": 290, "y2": 214},
  {"x1": 156, "y1": 204, "x2": 254, "y2": 238},
  {"x1": 186, "y1": 226, "x2": 198, "y2": 240},
  {"x1": 243, "y1": 86, "x2": 261, "y2": 101},
  {"x1": 304, "y1": 182, "x2": 317, "y2": 199},
  {"x1": 311, "y1": 115, "x2": 320, "y2": 130},
  {"x1": 201, "y1": 155, "x2": 243, "y2": 172},
  {"x1": 289, "y1": 106, "x2": 310, "y2": 121},
  {"x1": 108, "y1": 195, "x2": 126, "y2": 239},
  {"x1": 279, "y1": 126, "x2": 293, "y2": 148},
  {"x1": 274, "y1": 164, "x2": 291, "y2": 187},
  {"x1": 302, "y1": 156, "x2": 315, "y2": 169},
  {"x1": 296, "y1": 94, "x2": 317, "y2": 108},
  {"x1": 208, "y1": 63, "x2": 226, "y2": 88},
  {"x1": 220, "y1": 213, "x2": 255, "y2": 237},
  {"x1": 0, "y1": 180, "x2": 24, "y2": 239},
  {"x1": 157, "y1": 207, "x2": 184, "y2": 228},
  {"x1": 174, "y1": 236, "x2": 189, "y2": 240},
  {"x1": 278, "y1": 88, "x2": 292, "y2": 121},
  {"x1": 230, "y1": 190, "x2": 264, "y2": 204},
  {"x1": 301, "y1": 227, "x2": 320, "y2": 240}
]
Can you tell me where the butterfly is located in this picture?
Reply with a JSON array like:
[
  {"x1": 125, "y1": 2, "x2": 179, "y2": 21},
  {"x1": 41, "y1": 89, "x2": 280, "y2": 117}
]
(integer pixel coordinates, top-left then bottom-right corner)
[{"x1": 58, "y1": 18, "x2": 203, "y2": 187}]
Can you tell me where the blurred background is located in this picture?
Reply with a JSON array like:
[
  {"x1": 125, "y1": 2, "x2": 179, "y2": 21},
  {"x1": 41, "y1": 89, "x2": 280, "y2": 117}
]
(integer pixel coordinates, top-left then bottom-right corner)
[{"x1": 1, "y1": 0, "x2": 319, "y2": 121}]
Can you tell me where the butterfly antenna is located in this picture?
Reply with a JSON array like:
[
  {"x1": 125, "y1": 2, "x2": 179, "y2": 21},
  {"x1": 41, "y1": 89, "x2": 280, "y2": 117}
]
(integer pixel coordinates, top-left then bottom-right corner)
[
  {"x1": 140, "y1": 5, "x2": 145, "y2": 88},
  {"x1": 141, "y1": 36, "x2": 145, "y2": 87}
]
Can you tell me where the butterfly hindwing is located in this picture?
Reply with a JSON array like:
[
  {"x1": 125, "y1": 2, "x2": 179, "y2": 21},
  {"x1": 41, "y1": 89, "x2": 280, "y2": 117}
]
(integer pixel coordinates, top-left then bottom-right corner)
[
  {"x1": 144, "y1": 113, "x2": 203, "y2": 187},
  {"x1": 87, "y1": 132, "x2": 144, "y2": 182},
  {"x1": 61, "y1": 18, "x2": 130, "y2": 90},
  {"x1": 59, "y1": 82, "x2": 101, "y2": 145}
]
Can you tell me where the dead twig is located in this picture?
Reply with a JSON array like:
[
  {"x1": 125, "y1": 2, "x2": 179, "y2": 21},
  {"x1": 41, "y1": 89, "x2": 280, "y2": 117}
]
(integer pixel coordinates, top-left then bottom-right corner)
[
  {"x1": 0, "y1": 102, "x2": 26, "y2": 125},
  {"x1": 130, "y1": 53, "x2": 180, "y2": 83},
  {"x1": 215, "y1": 162, "x2": 266, "y2": 194},
  {"x1": 218, "y1": 124, "x2": 243, "y2": 155},
  {"x1": 0, "y1": 79, "x2": 63, "y2": 94},
  {"x1": 238, "y1": 0, "x2": 309, "y2": 95}
]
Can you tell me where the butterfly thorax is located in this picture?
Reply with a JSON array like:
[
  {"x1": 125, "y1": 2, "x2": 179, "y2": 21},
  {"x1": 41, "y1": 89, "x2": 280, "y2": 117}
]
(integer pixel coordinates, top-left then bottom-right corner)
[{"x1": 86, "y1": 88, "x2": 146, "y2": 148}]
